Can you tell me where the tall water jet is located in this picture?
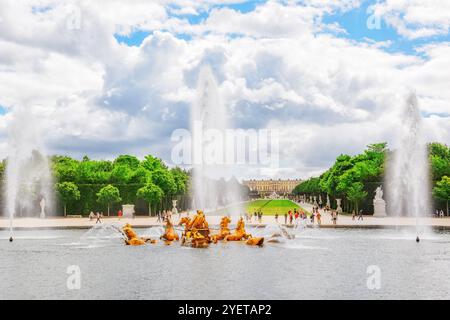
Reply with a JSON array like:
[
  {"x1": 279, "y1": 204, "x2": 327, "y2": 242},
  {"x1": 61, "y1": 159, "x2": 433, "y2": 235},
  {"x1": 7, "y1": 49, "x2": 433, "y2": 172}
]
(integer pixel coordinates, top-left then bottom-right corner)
[
  {"x1": 4, "y1": 105, "x2": 54, "y2": 237},
  {"x1": 387, "y1": 92, "x2": 431, "y2": 231},
  {"x1": 191, "y1": 65, "x2": 242, "y2": 213}
]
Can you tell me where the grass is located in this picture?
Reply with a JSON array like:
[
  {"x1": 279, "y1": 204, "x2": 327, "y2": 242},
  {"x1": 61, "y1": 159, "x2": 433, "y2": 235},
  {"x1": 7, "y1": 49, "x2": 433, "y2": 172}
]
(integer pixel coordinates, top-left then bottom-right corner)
[
  {"x1": 206, "y1": 199, "x2": 309, "y2": 216},
  {"x1": 245, "y1": 199, "x2": 307, "y2": 215}
]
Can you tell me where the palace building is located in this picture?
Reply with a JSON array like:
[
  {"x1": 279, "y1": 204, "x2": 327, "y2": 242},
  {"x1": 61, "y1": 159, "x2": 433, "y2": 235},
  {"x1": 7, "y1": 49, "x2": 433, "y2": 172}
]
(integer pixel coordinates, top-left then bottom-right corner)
[{"x1": 242, "y1": 178, "x2": 302, "y2": 198}]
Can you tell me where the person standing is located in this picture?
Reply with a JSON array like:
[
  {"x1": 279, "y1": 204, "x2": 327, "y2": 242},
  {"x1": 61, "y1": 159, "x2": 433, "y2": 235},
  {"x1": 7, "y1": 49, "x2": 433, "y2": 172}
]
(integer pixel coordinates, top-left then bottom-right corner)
[
  {"x1": 289, "y1": 210, "x2": 293, "y2": 225},
  {"x1": 331, "y1": 211, "x2": 337, "y2": 225},
  {"x1": 316, "y1": 212, "x2": 321, "y2": 226},
  {"x1": 117, "y1": 209, "x2": 123, "y2": 220},
  {"x1": 275, "y1": 213, "x2": 279, "y2": 223},
  {"x1": 284, "y1": 213, "x2": 288, "y2": 225},
  {"x1": 310, "y1": 211, "x2": 315, "y2": 224}
]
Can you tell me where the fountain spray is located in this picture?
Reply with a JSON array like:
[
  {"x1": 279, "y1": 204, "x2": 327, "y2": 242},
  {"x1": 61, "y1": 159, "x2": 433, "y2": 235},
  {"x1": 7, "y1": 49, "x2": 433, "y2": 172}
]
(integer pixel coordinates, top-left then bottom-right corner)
[
  {"x1": 4, "y1": 105, "x2": 54, "y2": 240},
  {"x1": 191, "y1": 65, "x2": 243, "y2": 214},
  {"x1": 387, "y1": 92, "x2": 431, "y2": 241}
]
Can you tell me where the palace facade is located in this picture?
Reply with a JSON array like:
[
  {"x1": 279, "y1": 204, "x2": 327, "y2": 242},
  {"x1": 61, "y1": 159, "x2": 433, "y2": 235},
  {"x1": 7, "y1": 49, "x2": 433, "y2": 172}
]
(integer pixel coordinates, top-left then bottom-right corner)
[{"x1": 242, "y1": 178, "x2": 302, "y2": 198}]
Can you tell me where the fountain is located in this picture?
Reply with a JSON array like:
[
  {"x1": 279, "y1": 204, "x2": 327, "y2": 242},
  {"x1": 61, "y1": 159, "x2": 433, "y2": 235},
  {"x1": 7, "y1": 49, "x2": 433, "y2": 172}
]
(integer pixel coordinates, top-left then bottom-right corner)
[
  {"x1": 387, "y1": 92, "x2": 431, "y2": 235},
  {"x1": 191, "y1": 65, "x2": 242, "y2": 214},
  {"x1": 4, "y1": 106, "x2": 54, "y2": 239}
]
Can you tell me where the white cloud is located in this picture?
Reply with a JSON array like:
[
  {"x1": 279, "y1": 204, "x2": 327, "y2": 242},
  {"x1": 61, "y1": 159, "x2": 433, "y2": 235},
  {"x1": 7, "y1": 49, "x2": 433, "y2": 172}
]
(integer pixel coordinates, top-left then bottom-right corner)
[
  {"x1": 0, "y1": 0, "x2": 448, "y2": 179},
  {"x1": 373, "y1": 0, "x2": 450, "y2": 39}
]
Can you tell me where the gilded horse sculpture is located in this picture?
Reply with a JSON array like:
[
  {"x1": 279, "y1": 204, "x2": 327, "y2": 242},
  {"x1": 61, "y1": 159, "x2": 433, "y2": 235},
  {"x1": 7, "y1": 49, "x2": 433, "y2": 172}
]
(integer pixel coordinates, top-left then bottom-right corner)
[
  {"x1": 161, "y1": 218, "x2": 179, "y2": 243},
  {"x1": 122, "y1": 223, "x2": 156, "y2": 246}
]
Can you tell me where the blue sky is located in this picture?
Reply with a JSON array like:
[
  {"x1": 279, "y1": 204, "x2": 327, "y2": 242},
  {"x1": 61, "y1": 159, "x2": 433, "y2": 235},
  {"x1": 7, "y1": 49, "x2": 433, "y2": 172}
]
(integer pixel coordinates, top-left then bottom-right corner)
[{"x1": 115, "y1": 0, "x2": 450, "y2": 57}]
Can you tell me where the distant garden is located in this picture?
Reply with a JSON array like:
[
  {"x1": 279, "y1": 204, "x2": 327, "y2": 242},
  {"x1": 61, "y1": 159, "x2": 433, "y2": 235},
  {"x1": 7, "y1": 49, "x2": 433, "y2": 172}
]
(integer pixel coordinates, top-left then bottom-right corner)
[
  {"x1": 0, "y1": 154, "x2": 190, "y2": 216},
  {"x1": 293, "y1": 142, "x2": 450, "y2": 215}
]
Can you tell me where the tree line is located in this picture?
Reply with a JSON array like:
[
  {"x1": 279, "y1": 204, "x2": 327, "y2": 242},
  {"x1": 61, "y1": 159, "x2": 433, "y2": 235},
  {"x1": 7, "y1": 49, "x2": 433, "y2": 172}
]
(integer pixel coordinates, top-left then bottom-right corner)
[
  {"x1": 0, "y1": 154, "x2": 190, "y2": 217},
  {"x1": 53, "y1": 154, "x2": 190, "y2": 216},
  {"x1": 293, "y1": 142, "x2": 450, "y2": 215}
]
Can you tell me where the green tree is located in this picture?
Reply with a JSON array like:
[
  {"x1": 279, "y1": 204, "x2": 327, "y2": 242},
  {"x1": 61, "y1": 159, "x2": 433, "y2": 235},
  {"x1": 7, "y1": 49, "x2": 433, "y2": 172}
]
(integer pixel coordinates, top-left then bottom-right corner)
[
  {"x1": 56, "y1": 182, "x2": 81, "y2": 217},
  {"x1": 346, "y1": 182, "x2": 367, "y2": 214},
  {"x1": 137, "y1": 182, "x2": 164, "y2": 216},
  {"x1": 109, "y1": 165, "x2": 132, "y2": 184},
  {"x1": 170, "y1": 167, "x2": 189, "y2": 195},
  {"x1": 141, "y1": 155, "x2": 166, "y2": 171},
  {"x1": 433, "y1": 176, "x2": 450, "y2": 216},
  {"x1": 429, "y1": 143, "x2": 450, "y2": 180},
  {"x1": 114, "y1": 155, "x2": 140, "y2": 169},
  {"x1": 51, "y1": 156, "x2": 79, "y2": 182},
  {"x1": 97, "y1": 184, "x2": 122, "y2": 216}
]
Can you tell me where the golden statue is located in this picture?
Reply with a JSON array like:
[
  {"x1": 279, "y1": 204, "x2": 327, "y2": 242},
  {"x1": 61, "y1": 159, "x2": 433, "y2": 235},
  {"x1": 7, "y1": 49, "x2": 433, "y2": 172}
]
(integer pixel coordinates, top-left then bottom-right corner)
[
  {"x1": 211, "y1": 216, "x2": 231, "y2": 241},
  {"x1": 160, "y1": 218, "x2": 179, "y2": 242},
  {"x1": 225, "y1": 217, "x2": 264, "y2": 246},
  {"x1": 122, "y1": 223, "x2": 156, "y2": 245},
  {"x1": 225, "y1": 217, "x2": 250, "y2": 241},
  {"x1": 178, "y1": 211, "x2": 211, "y2": 248}
]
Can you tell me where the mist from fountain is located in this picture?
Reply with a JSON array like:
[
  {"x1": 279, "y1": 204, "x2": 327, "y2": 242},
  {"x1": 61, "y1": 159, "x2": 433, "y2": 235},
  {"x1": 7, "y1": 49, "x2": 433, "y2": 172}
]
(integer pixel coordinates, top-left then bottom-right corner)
[
  {"x1": 191, "y1": 65, "x2": 243, "y2": 215},
  {"x1": 4, "y1": 106, "x2": 55, "y2": 237},
  {"x1": 387, "y1": 92, "x2": 431, "y2": 232}
]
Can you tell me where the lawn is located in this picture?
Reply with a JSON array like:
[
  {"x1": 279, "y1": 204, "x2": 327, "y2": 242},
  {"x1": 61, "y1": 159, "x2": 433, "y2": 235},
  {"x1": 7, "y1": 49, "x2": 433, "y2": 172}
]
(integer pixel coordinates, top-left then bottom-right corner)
[{"x1": 245, "y1": 199, "x2": 307, "y2": 215}]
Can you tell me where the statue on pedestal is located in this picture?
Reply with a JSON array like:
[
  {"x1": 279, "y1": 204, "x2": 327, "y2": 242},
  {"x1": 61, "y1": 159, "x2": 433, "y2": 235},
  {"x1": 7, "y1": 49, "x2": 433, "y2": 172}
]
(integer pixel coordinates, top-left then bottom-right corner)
[
  {"x1": 373, "y1": 186, "x2": 387, "y2": 217},
  {"x1": 336, "y1": 198, "x2": 343, "y2": 214},
  {"x1": 172, "y1": 200, "x2": 179, "y2": 216},
  {"x1": 326, "y1": 194, "x2": 331, "y2": 208},
  {"x1": 40, "y1": 197, "x2": 46, "y2": 219}
]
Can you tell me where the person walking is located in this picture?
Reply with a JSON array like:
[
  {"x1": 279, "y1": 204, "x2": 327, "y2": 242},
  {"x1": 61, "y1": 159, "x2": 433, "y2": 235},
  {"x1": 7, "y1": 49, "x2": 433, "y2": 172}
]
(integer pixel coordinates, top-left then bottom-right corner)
[
  {"x1": 310, "y1": 211, "x2": 315, "y2": 224},
  {"x1": 95, "y1": 212, "x2": 102, "y2": 224},
  {"x1": 289, "y1": 210, "x2": 293, "y2": 225},
  {"x1": 284, "y1": 213, "x2": 288, "y2": 225},
  {"x1": 156, "y1": 211, "x2": 161, "y2": 223},
  {"x1": 117, "y1": 209, "x2": 123, "y2": 220},
  {"x1": 275, "y1": 213, "x2": 279, "y2": 223},
  {"x1": 357, "y1": 209, "x2": 363, "y2": 221},
  {"x1": 352, "y1": 210, "x2": 356, "y2": 221}
]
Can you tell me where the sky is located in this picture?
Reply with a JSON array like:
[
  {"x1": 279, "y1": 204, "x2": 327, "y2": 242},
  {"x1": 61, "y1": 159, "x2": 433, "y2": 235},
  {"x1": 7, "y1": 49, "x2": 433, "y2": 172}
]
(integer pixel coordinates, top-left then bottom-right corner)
[{"x1": 0, "y1": 0, "x2": 449, "y2": 180}]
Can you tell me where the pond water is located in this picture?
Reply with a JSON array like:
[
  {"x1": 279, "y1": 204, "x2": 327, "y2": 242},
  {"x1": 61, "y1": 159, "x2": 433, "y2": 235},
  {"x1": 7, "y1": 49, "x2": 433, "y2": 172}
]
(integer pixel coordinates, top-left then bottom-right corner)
[{"x1": 1, "y1": 226, "x2": 450, "y2": 300}]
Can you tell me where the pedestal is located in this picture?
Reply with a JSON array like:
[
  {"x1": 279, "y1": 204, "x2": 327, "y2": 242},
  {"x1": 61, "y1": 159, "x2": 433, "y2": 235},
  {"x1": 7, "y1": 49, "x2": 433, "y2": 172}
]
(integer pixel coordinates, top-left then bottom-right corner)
[
  {"x1": 373, "y1": 199, "x2": 387, "y2": 217},
  {"x1": 122, "y1": 204, "x2": 135, "y2": 218}
]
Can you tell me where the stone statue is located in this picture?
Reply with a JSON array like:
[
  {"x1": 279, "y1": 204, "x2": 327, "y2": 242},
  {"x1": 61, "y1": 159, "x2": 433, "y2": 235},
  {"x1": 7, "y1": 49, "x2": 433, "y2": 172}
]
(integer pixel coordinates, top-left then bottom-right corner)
[
  {"x1": 375, "y1": 186, "x2": 383, "y2": 200},
  {"x1": 172, "y1": 200, "x2": 179, "y2": 216},
  {"x1": 336, "y1": 198, "x2": 343, "y2": 214},
  {"x1": 373, "y1": 186, "x2": 387, "y2": 217},
  {"x1": 326, "y1": 194, "x2": 331, "y2": 208},
  {"x1": 39, "y1": 197, "x2": 46, "y2": 219}
]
